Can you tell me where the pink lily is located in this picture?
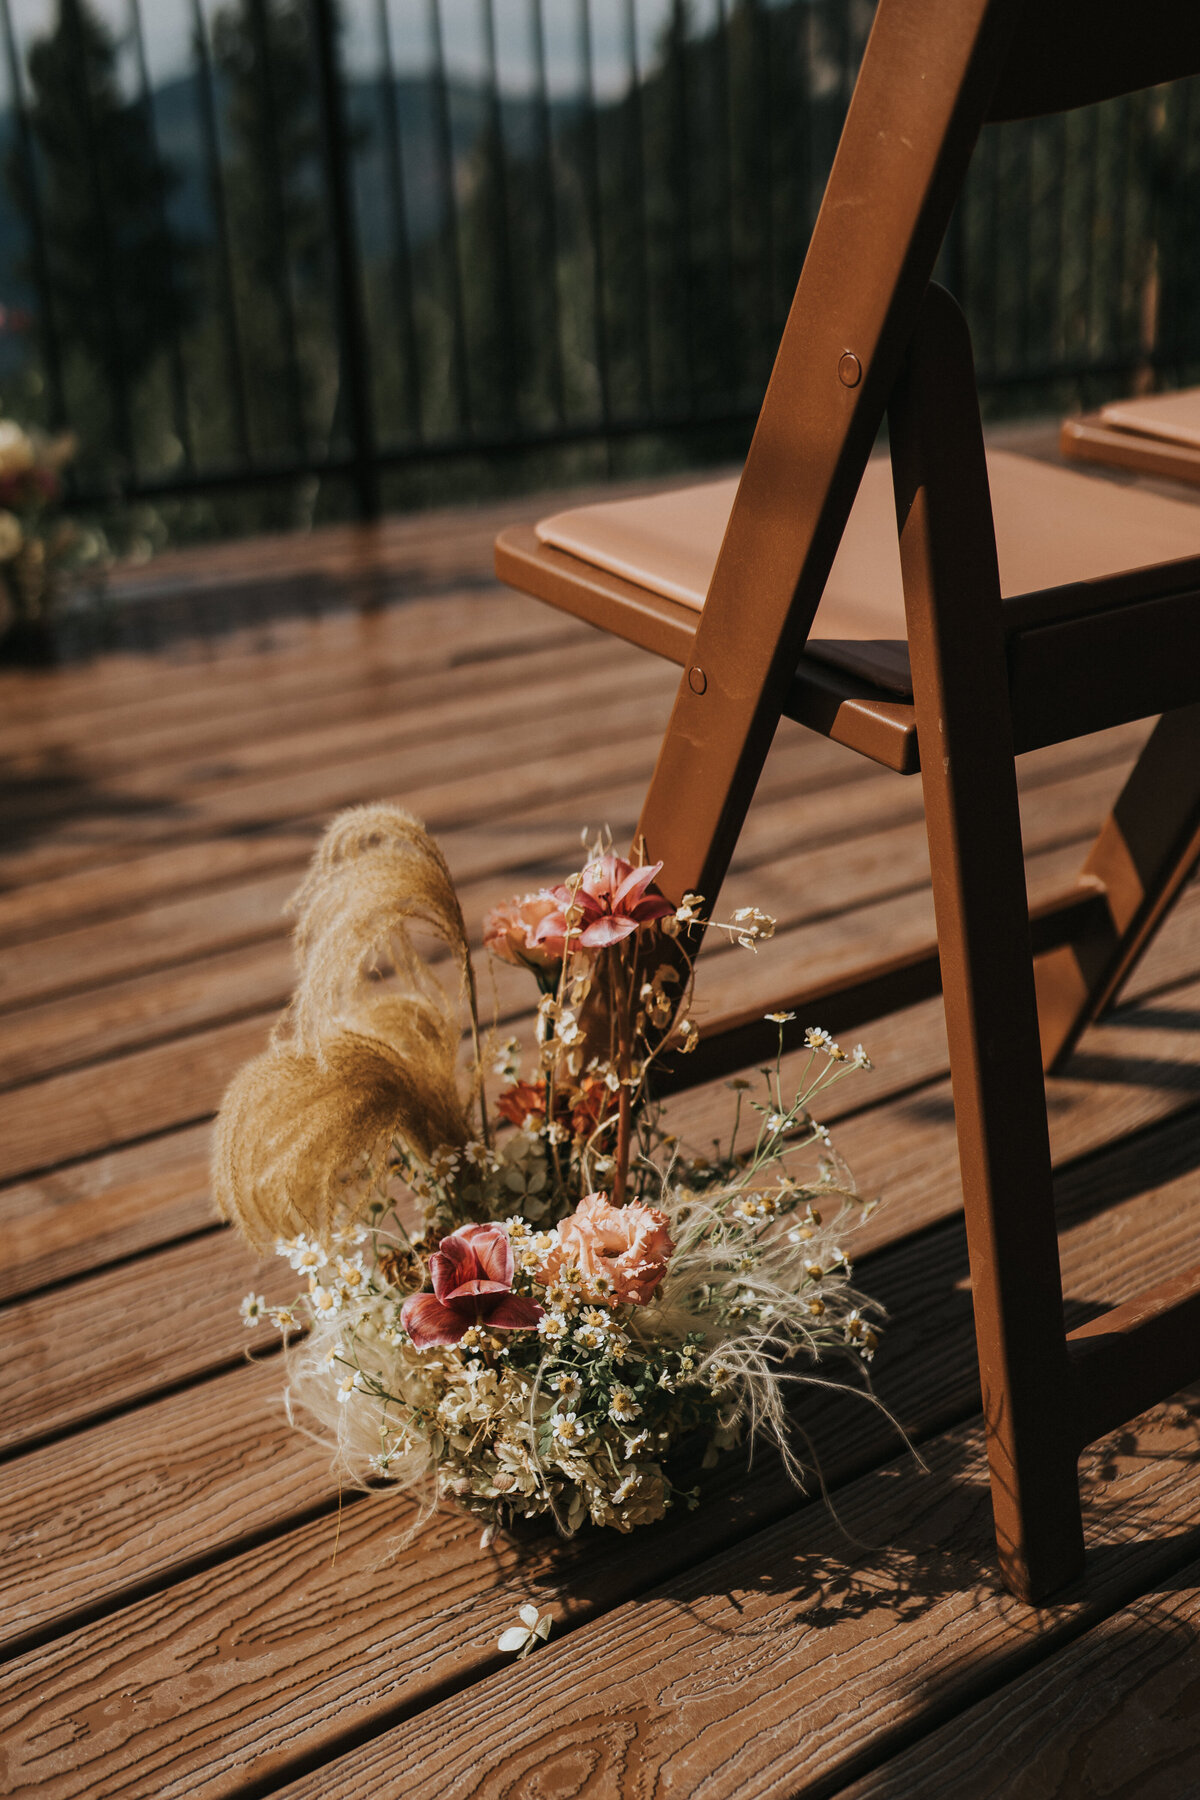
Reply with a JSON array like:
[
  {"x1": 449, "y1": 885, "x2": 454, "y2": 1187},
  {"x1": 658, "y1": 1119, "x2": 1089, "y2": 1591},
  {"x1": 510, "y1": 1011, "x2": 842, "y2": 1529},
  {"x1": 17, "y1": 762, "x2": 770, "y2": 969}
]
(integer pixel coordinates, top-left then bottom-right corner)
[
  {"x1": 534, "y1": 854, "x2": 674, "y2": 951},
  {"x1": 401, "y1": 1223, "x2": 543, "y2": 1349}
]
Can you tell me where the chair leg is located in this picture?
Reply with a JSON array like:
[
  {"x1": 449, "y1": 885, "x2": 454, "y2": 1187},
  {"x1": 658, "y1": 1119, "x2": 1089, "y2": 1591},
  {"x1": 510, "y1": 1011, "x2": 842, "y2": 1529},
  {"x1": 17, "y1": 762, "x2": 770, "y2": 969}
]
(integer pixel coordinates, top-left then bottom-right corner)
[
  {"x1": 1034, "y1": 701, "x2": 1200, "y2": 1070},
  {"x1": 890, "y1": 286, "x2": 1084, "y2": 1601}
]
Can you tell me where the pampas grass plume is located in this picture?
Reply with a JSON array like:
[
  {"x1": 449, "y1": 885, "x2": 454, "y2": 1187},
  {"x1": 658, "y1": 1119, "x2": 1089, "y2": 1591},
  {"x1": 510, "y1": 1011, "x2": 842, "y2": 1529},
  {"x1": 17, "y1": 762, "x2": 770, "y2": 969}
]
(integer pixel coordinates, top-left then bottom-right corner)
[{"x1": 212, "y1": 806, "x2": 475, "y2": 1249}]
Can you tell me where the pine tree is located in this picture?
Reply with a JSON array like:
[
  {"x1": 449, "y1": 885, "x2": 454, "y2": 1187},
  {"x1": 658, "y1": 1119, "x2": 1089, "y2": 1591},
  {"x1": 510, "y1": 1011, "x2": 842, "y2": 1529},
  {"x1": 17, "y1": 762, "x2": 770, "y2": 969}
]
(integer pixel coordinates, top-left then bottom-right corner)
[{"x1": 16, "y1": 0, "x2": 189, "y2": 410}]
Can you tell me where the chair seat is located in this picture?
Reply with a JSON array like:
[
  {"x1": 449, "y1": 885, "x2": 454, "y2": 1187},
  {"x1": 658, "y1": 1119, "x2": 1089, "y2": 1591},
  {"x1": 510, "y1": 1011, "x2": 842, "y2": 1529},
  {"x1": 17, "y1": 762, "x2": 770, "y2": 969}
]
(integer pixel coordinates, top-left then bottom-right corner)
[
  {"x1": 1063, "y1": 386, "x2": 1200, "y2": 487},
  {"x1": 535, "y1": 448, "x2": 1200, "y2": 697}
]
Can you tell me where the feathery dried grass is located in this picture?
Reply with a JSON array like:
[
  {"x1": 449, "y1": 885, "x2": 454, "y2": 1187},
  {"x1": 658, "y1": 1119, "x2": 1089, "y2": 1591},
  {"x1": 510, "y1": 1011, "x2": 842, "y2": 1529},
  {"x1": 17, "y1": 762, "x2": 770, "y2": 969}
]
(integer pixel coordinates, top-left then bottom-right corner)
[{"x1": 212, "y1": 805, "x2": 476, "y2": 1249}]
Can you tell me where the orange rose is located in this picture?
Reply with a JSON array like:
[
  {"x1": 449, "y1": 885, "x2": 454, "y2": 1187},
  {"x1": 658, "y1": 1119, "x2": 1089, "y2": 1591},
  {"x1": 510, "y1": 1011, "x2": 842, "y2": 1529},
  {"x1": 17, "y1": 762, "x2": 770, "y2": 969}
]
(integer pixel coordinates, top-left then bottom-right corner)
[
  {"x1": 483, "y1": 893, "x2": 565, "y2": 971},
  {"x1": 549, "y1": 1193, "x2": 674, "y2": 1305}
]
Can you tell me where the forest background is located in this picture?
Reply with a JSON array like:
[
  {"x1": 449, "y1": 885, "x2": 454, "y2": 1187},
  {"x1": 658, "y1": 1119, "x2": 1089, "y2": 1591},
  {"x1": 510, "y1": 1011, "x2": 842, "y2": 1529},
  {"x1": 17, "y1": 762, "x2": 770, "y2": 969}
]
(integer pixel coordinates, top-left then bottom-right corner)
[{"x1": 2, "y1": 0, "x2": 1199, "y2": 557}]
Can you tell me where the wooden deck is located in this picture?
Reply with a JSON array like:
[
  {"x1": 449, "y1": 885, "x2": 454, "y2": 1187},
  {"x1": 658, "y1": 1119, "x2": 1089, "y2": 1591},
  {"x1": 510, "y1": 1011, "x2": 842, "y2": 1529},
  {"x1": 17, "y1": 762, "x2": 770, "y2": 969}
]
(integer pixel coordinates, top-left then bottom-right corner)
[{"x1": 2, "y1": 465, "x2": 1200, "y2": 1798}]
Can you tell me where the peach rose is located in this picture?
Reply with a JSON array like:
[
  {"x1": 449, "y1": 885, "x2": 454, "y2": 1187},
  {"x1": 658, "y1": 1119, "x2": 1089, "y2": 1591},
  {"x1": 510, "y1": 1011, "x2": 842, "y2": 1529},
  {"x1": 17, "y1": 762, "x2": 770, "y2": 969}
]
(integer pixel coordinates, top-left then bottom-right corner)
[
  {"x1": 550, "y1": 1193, "x2": 674, "y2": 1305},
  {"x1": 483, "y1": 892, "x2": 565, "y2": 970}
]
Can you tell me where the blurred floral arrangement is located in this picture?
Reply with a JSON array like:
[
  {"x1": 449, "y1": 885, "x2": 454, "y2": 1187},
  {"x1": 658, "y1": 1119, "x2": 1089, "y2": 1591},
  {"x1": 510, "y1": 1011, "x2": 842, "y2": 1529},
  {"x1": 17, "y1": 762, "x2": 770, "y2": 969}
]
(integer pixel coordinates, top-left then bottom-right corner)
[
  {"x1": 218, "y1": 805, "x2": 883, "y2": 1544},
  {"x1": 0, "y1": 416, "x2": 108, "y2": 654}
]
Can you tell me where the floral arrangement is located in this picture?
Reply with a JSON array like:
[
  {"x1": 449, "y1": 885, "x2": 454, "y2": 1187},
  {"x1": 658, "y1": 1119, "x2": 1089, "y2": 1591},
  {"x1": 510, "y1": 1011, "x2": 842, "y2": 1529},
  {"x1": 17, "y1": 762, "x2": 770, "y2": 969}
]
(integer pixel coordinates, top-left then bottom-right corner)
[
  {"x1": 219, "y1": 805, "x2": 883, "y2": 1544},
  {"x1": 0, "y1": 416, "x2": 106, "y2": 657}
]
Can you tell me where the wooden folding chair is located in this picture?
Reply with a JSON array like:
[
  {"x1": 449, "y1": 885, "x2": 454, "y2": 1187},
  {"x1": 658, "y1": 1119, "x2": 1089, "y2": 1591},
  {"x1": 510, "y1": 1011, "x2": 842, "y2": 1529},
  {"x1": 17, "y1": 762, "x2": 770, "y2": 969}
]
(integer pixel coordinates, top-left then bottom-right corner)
[
  {"x1": 495, "y1": 0, "x2": 1200, "y2": 1602},
  {"x1": 1063, "y1": 387, "x2": 1200, "y2": 486}
]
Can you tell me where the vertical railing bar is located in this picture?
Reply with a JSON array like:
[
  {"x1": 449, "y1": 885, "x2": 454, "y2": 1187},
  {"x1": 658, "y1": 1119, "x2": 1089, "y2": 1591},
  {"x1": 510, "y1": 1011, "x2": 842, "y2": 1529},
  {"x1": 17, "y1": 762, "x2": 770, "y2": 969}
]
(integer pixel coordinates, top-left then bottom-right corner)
[
  {"x1": 988, "y1": 126, "x2": 1004, "y2": 374},
  {"x1": 1166, "y1": 78, "x2": 1196, "y2": 379},
  {"x1": 1078, "y1": 104, "x2": 1099, "y2": 397},
  {"x1": 0, "y1": 0, "x2": 68, "y2": 437},
  {"x1": 310, "y1": 0, "x2": 378, "y2": 516},
  {"x1": 766, "y1": 0, "x2": 784, "y2": 343},
  {"x1": 188, "y1": 0, "x2": 252, "y2": 463},
  {"x1": 480, "y1": 0, "x2": 519, "y2": 428},
  {"x1": 374, "y1": 0, "x2": 423, "y2": 437},
  {"x1": 1110, "y1": 93, "x2": 1135, "y2": 366},
  {"x1": 578, "y1": 0, "x2": 612, "y2": 434},
  {"x1": 1019, "y1": 119, "x2": 1036, "y2": 374},
  {"x1": 63, "y1": 0, "x2": 137, "y2": 479},
  {"x1": 1049, "y1": 109, "x2": 1068, "y2": 372},
  {"x1": 714, "y1": 0, "x2": 737, "y2": 400},
  {"x1": 427, "y1": 0, "x2": 472, "y2": 430},
  {"x1": 128, "y1": 0, "x2": 195, "y2": 473},
  {"x1": 246, "y1": 0, "x2": 309, "y2": 455},
  {"x1": 528, "y1": 0, "x2": 566, "y2": 424},
  {"x1": 621, "y1": 0, "x2": 652, "y2": 412},
  {"x1": 669, "y1": 2, "x2": 694, "y2": 414}
]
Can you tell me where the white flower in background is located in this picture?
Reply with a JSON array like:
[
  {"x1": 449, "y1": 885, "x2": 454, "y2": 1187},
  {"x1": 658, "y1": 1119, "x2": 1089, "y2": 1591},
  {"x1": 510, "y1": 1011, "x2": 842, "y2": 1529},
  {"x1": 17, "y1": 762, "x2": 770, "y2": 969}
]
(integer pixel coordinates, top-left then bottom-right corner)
[
  {"x1": 309, "y1": 1284, "x2": 342, "y2": 1318},
  {"x1": 551, "y1": 1371, "x2": 582, "y2": 1406},
  {"x1": 267, "y1": 1304, "x2": 299, "y2": 1331},
  {"x1": 498, "y1": 1602, "x2": 552, "y2": 1658},
  {"x1": 805, "y1": 1026, "x2": 835, "y2": 1053},
  {"x1": 0, "y1": 419, "x2": 34, "y2": 478},
  {"x1": 240, "y1": 1292, "x2": 266, "y2": 1327}
]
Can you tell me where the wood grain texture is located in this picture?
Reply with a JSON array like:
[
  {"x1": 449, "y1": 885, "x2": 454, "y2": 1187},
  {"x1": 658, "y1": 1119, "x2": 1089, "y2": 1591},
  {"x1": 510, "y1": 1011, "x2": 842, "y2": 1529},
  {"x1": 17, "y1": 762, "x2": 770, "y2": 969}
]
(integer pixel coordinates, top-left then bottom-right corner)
[
  {"x1": 0, "y1": 1229, "x2": 289, "y2": 1452},
  {"x1": 3, "y1": 1104, "x2": 1197, "y2": 1795},
  {"x1": 0, "y1": 1124, "x2": 213, "y2": 1303},
  {"x1": 0, "y1": 470, "x2": 1195, "y2": 1800},
  {"x1": 0, "y1": 1357, "x2": 330, "y2": 1656},
  {"x1": 0, "y1": 1014, "x2": 271, "y2": 1184},
  {"x1": 0, "y1": 750, "x2": 1119, "y2": 1091},
  {"x1": 6, "y1": 919, "x2": 1197, "y2": 1435},
  {"x1": 265, "y1": 1397, "x2": 1200, "y2": 1800},
  {"x1": 835, "y1": 1559, "x2": 1200, "y2": 1798}
]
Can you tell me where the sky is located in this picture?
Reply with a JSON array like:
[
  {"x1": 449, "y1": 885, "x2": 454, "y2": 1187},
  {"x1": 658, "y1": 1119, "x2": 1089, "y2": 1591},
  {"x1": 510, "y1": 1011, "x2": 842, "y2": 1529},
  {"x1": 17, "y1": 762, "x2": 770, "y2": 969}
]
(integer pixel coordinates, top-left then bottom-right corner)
[{"x1": 1, "y1": 0, "x2": 742, "y2": 103}]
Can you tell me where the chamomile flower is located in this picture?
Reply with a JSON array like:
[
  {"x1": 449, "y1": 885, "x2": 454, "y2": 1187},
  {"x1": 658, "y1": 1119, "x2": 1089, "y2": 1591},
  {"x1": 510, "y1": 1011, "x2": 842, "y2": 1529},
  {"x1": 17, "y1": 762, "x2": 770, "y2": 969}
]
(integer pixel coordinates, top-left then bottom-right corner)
[
  {"x1": 240, "y1": 1292, "x2": 266, "y2": 1327},
  {"x1": 552, "y1": 1411, "x2": 586, "y2": 1447}
]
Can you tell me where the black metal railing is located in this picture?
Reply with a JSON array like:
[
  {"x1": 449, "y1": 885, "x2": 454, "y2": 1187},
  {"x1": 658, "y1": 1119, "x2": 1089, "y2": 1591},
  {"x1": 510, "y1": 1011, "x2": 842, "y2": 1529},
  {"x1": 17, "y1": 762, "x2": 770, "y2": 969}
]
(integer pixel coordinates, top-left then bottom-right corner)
[{"x1": 1, "y1": 0, "x2": 1198, "y2": 538}]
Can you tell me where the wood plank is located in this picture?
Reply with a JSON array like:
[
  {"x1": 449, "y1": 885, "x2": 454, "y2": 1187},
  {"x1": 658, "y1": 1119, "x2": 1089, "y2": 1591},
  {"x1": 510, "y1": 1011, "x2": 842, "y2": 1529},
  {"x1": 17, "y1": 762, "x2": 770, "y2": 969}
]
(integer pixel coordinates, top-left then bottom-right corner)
[
  {"x1": 0, "y1": 707, "x2": 673, "y2": 893},
  {"x1": 0, "y1": 1229, "x2": 293, "y2": 1454},
  {"x1": 0, "y1": 746, "x2": 1124, "y2": 1085},
  {"x1": 2, "y1": 1112, "x2": 1197, "y2": 1797},
  {"x1": 7, "y1": 929, "x2": 1197, "y2": 1460},
  {"x1": 262, "y1": 1401, "x2": 1200, "y2": 1800},
  {"x1": 0, "y1": 643, "x2": 672, "y2": 834},
  {"x1": 0, "y1": 581, "x2": 578, "y2": 729},
  {"x1": 0, "y1": 602, "x2": 597, "y2": 766},
  {"x1": 0, "y1": 1014, "x2": 271, "y2": 1186},
  {"x1": 0, "y1": 839, "x2": 1090, "y2": 1181},
  {"x1": 0, "y1": 942, "x2": 295, "y2": 1089},
  {"x1": 0, "y1": 843, "x2": 1193, "y2": 1301},
  {"x1": 0, "y1": 834, "x2": 317, "y2": 949},
  {"x1": 0, "y1": 625, "x2": 639, "y2": 785},
  {"x1": 0, "y1": 708, "x2": 1141, "y2": 954},
  {"x1": 0, "y1": 1358, "x2": 331, "y2": 1659},
  {"x1": 0, "y1": 1125, "x2": 213, "y2": 1304},
  {"x1": 835, "y1": 1559, "x2": 1200, "y2": 1798}
]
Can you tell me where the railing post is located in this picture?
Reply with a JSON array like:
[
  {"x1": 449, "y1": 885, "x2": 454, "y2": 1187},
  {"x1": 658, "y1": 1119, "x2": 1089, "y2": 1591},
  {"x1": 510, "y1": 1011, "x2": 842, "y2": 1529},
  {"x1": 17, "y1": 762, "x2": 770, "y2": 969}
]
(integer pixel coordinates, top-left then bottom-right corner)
[{"x1": 310, "y1": 0, "x2": 380, "y2": 521}]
